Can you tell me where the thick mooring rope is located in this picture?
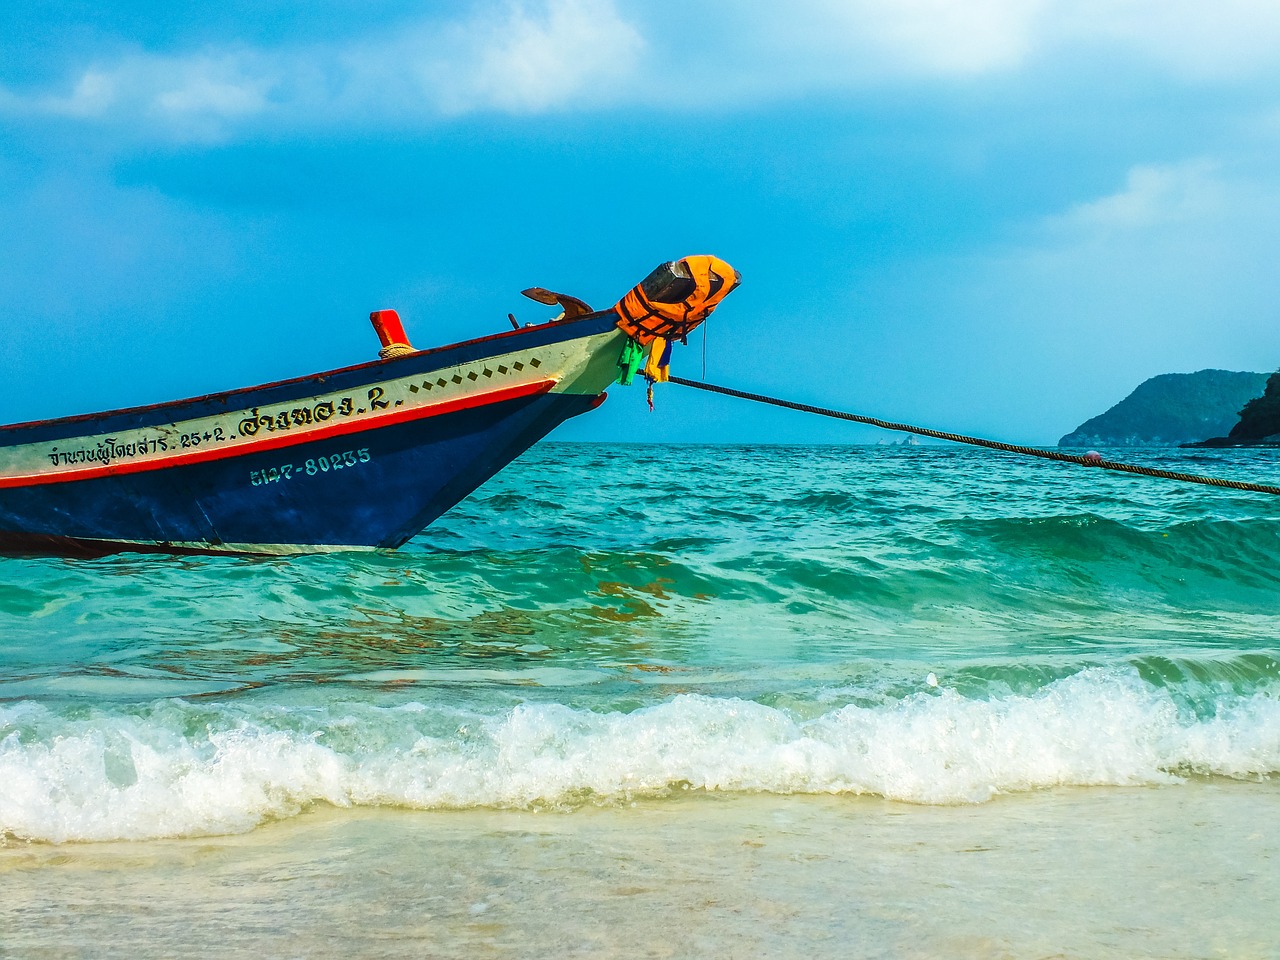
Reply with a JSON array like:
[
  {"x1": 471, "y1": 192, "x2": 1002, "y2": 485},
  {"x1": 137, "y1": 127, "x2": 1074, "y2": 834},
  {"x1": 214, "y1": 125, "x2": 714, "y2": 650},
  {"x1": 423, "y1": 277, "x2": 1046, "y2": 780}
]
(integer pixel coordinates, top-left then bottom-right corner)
[{"x1": 668, "y1": 376, "x2": 1280, "y2": 497}]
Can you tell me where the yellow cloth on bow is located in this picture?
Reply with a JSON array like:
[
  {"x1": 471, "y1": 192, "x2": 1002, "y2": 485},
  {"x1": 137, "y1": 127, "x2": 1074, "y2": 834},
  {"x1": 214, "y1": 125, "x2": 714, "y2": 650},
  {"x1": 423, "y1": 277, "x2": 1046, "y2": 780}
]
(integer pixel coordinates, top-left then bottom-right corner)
[{"x1": 643, "y1": 337, "x2": 671, "y2": 383}]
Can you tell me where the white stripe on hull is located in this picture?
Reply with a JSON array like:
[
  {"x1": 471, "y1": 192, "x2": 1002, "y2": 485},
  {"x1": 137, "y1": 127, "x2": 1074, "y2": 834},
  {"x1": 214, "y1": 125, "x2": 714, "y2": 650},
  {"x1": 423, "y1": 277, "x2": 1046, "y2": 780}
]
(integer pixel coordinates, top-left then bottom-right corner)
[{"x1": 0, "y1": 329, "x2": 625, "y2": 484}]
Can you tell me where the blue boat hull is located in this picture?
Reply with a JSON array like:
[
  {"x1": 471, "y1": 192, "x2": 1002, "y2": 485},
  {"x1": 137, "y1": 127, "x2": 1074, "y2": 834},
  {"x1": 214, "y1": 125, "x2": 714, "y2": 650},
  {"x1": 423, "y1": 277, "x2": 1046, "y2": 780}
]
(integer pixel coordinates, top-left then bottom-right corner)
[
  {"x1": 0, "y1": 311, "x2": 624, "y2": 555},
  {"x1": 0, "y1": 391, "x2": 600, "y2": 555}
]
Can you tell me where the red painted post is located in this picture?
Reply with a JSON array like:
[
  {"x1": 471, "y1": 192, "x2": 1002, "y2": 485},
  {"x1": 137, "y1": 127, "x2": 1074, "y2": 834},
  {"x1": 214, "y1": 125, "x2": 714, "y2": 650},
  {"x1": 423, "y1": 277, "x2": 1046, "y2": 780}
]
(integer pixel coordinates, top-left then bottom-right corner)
[{"x1": 370, "y1": 309, "x2": 410, "y2": 348}]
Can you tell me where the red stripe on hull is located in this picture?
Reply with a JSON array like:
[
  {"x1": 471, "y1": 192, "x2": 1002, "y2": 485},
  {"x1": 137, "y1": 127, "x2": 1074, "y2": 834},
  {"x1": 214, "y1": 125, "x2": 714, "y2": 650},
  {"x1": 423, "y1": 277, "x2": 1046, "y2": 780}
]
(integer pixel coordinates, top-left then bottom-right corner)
[{"x1": 0, "y1": 378, "x2": 558, "y2": 491}]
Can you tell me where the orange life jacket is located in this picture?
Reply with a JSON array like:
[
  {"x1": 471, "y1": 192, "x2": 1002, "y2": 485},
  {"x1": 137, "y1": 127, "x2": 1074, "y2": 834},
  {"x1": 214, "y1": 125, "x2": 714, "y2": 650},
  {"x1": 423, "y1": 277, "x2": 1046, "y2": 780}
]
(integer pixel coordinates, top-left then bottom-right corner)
[{"x1": 614, "y1": 255, "x2": 739, "y2": 346}]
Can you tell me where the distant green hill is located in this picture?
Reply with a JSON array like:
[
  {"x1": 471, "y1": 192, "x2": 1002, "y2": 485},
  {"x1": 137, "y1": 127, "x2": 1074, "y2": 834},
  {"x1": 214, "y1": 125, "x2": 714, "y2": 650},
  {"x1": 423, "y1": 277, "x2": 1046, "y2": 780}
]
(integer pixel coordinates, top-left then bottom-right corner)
[
  {"x1": 1228, "y1": 370, "x2": 1280, "y2": 440},
  {"x1": 1059, "y1": 369, "x2": 1269, "y2": 448}
]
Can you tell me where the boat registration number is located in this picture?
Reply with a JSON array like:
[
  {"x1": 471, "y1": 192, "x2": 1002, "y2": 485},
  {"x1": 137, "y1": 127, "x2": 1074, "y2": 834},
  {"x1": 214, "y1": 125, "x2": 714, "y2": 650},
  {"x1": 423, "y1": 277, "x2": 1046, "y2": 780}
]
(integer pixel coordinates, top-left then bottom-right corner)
[{"x1": 250, "y1": 448, "x2": 372, "y2": 486}]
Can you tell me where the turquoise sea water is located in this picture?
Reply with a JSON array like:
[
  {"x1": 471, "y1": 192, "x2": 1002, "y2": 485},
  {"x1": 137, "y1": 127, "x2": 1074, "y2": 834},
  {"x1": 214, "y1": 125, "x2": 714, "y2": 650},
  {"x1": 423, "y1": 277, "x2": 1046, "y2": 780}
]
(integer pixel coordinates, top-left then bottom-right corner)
[{"x1": 2, "y1": 443, "x2": 1280, "y2": 844}]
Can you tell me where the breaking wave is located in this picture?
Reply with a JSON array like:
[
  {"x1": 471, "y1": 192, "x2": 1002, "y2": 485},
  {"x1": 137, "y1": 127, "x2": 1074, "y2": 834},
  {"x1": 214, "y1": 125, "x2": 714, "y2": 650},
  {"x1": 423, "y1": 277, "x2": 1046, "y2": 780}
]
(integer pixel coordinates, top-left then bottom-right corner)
[
  {"x1": 5, "y1": 445, "x2": 1280, "y2": 845},
  {"x1": 4, "y1": 663, "x2": 1279, "y2": 843}
]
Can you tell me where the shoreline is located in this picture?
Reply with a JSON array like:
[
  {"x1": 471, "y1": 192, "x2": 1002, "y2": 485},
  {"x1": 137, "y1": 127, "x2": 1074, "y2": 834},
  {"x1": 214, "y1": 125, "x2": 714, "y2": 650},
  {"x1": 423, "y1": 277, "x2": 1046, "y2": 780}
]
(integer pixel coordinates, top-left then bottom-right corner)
[{"x1": 4, "y1": 780, "x2": 1278, "y2": 959}]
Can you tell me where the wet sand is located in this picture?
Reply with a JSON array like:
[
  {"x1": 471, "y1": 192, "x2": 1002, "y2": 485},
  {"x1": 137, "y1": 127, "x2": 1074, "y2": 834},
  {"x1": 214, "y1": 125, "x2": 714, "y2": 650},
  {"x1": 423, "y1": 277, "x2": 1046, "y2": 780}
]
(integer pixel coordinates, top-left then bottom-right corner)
[{"x1": 3, "y1": 781, "x2": 1277, "y2": 959}]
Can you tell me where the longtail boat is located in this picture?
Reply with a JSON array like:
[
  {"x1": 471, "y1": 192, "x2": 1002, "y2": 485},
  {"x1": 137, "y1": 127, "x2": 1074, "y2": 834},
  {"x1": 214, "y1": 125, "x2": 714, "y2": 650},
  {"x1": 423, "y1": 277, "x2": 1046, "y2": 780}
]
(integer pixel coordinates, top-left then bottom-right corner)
[{"x1": 0, "y1": 256, "x2": 738, "y2": 556}]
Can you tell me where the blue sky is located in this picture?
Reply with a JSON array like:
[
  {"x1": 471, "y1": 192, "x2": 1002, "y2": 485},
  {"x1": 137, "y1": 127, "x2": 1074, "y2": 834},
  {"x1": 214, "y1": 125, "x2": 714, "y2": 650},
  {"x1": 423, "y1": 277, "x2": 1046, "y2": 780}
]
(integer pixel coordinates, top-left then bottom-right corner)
[{"x1": 3, "y1": 0, "x2": 1279, "y2": 443}]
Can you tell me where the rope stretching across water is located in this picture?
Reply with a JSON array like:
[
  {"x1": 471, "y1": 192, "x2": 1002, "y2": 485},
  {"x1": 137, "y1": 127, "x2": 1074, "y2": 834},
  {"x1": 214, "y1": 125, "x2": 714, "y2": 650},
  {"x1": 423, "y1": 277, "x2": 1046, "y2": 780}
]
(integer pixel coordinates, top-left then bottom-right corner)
[{"x1": 668, "y1": 376, "x2": 1280, "y2": 497}]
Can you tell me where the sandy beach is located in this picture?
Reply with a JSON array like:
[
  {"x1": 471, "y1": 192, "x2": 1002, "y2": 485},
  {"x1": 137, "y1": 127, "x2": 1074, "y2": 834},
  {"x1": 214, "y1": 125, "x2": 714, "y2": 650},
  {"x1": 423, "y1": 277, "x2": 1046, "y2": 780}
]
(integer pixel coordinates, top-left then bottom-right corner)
[{"x1": 4, "y1": 780, "x2": 1277, "y2": 959}]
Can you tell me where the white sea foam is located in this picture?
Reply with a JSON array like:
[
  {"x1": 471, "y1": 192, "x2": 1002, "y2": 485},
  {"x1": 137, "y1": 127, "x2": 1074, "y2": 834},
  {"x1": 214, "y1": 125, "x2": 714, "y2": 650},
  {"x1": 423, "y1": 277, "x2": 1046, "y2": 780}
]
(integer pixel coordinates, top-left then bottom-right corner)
[{"x1": 2, "y1": 668, "x2": 1279, "y2": 843}]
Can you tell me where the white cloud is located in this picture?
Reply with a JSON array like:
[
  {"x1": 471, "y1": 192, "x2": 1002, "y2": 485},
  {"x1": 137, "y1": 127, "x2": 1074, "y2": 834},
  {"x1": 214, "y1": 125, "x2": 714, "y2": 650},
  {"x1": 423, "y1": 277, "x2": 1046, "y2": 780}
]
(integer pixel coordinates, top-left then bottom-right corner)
[
  {"x1": 805, "y1": 0, "x2": 1280, "y2": 80},
  {"x1": 645, "y1": 0, "x2": 1280, "y2": 101},
  {"x1": 331, "y1": 0, "x2": 644, "y2": 120},
  {"x1": 1050, "y1": 0, "x2": 1280, "y2": 79},
  {"x1": 803, "y1": 0, "x2": 1046, "y2": 76},
  {"x1": 639, "y1": 0, "x2": 1047, "y2": 101},
  {"x1": 3, "y1": 0, "x2": 1280, "y2": 139},
  {"x1": 148, "y1": 55, "x2": 275, "y2": 119},
  {"x1": 1, "y1": 52, "x2": 280, "y2": 141},
  {"x1": 1048, "y1": 160, "x2": 1227, "y2": 233},
  {"x1": 837, "y1": 157, "x2": 1280, "y2": 442},
  {"x1": 995, "y1": 159, "x2": 1280, "y2": 409},
  {"x1": 38, "y1": 70, "x2": 119, "y2": 118},
  {"x1": 0, "y1": 0, "x2": 643, "y2": 140},
  {"x1": 434, "y1": 0, "x2": 644, "y2": 113}
]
